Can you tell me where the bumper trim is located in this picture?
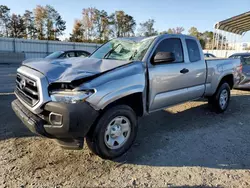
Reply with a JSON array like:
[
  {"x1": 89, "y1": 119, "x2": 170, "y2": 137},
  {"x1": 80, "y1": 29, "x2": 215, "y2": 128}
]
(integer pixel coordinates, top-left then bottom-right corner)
[
  {"x1": 11, "y1": 99, "x2": 53, "y2": 138},
  {"x1": 12, "y1": 99, "x2": 99, "y2": 139}
]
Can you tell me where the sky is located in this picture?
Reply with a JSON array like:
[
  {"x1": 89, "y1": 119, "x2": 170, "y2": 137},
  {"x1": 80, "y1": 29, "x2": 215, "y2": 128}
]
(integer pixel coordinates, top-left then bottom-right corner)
[{"x1": 1, "y1": 0, "x2": 250, "y2": 41}]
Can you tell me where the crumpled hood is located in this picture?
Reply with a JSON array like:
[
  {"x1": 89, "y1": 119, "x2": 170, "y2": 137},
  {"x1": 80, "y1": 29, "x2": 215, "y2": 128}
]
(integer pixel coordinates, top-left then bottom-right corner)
[
  {"x1": 23, "y1": 57, "x2": 132, "y2": 83},
  {"x1": 22, "y1": 58, "x2": 45, "y2": 64}
]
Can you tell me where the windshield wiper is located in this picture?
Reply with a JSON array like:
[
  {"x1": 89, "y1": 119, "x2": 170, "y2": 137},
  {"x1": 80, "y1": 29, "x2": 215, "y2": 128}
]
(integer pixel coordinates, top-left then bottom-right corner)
[
  {"x1": 129, "y1": 50, "x2": 138, "y2": 61},
  {"x1": 104, "y1": 44, "x2": 121, "y2": 59}
]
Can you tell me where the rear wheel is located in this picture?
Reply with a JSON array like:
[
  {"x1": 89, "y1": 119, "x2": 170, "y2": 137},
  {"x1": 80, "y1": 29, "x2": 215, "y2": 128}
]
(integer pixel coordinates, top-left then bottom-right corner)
[
  {"x1": 209, "y1": 82, "x2": 230, "y2": 113},
  {"x1": 86, "y1": 105, "x2": 138, "y2": 159}
]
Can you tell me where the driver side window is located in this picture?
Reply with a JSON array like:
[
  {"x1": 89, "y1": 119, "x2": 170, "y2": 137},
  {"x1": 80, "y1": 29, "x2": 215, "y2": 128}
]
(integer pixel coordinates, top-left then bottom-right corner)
[{"x1": 153, "y1": 38, "x2": 184, "y2": 63}]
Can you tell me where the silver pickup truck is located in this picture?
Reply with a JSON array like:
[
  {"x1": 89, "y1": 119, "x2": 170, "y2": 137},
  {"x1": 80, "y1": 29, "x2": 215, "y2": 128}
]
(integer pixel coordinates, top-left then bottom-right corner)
[{"x1": 12, "y1": 34, "x2": 242, "y2": 159}]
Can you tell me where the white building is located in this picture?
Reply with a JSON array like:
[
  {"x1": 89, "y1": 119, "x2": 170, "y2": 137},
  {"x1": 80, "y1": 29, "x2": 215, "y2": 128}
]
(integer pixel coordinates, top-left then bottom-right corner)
[{"x1": 227, "y1": 42, "x2": 250, "y2": 50}]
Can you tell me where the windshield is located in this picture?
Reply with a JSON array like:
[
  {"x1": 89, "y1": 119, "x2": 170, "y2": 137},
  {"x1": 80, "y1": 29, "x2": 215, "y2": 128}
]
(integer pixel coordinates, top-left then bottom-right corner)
[
  {"x1": 90, "y1": 37, "x2": 155, "y2": 61},
  {"x1": 45, "y1": 51, "x2": 64, "y2": 59}
]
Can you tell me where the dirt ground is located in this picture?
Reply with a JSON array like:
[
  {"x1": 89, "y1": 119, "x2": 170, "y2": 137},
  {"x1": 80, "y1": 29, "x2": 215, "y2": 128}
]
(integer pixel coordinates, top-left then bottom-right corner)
[{"x1": 1, "y1": 90, "x2": 250, "y2": 188}]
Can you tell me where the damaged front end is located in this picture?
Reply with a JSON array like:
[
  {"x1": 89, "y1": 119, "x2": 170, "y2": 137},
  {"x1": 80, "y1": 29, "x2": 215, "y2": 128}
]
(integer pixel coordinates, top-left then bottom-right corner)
[{"x1": 12, "y1": 55, "x2": 146, "y2": 150}]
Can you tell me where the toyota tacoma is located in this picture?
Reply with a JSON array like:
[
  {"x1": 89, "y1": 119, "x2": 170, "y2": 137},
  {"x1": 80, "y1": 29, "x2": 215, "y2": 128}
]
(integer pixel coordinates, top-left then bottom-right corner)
[{"x1": 12, "y1": 34, "x2": 242, "y2": 159}]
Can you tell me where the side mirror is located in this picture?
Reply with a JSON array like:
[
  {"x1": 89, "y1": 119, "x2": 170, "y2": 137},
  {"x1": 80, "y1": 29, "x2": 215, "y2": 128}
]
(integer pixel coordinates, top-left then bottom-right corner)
[{"x1": 153, "y1": 52, "x2": 175, "y2": 64}]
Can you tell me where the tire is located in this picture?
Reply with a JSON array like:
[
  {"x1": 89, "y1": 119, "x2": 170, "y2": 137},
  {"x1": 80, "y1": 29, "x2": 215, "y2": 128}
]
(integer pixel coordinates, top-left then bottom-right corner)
[
  {"x1": 86, "y1": 105, "x2": 138, "y2": 159},
  {"x1": 209, "y1": 82, "x2": 231, "y2": 113}
]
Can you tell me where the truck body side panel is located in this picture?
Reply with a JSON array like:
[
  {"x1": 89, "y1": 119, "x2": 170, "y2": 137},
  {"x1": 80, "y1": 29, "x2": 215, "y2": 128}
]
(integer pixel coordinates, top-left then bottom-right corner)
[
  {"x1": 204, "y1": 58, "x2": 241, "y2": 96},
  {"x1": 78, "y1": 61, "x2": 146, "y2": 111}
]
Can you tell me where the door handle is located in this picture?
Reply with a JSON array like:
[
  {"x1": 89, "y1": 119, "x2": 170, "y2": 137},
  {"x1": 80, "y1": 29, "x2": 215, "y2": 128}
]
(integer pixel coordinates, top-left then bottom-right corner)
[{"x1": 180, "y1": 68, "x2": 189, "y2": 74}]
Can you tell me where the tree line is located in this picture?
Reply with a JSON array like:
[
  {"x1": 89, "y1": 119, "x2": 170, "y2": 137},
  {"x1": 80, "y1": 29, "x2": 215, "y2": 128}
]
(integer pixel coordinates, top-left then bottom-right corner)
[
  {"x1": 0, "y1": 5, "x2": 214, "y2": 49},
  {"x1": 0, "y1": 5, "x2": 66, "y2": 40}
]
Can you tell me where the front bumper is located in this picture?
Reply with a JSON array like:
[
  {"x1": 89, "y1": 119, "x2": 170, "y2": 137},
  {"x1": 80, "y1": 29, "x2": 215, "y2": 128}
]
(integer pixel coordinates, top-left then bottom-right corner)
[{"x1": 12, "y1": 99, "x2": 99, "y2": 149}]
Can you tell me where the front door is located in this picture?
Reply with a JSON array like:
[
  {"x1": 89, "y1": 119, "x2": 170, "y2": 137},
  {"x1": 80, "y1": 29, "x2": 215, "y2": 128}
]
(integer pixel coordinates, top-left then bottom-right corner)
[{"x1": 148, "y1": 37, "x2": 191, "y2": 112}]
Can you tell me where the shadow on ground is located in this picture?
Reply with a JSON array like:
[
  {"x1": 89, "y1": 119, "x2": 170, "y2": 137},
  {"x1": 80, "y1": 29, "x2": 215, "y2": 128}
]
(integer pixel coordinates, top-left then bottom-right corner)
[
  {"x1": 170, "y1": 186, "x2": 223, "y2": 188},
  {"x1": 1, "y1": 93, "x2": 250, "y2": 170},
  {"x1": 117, "y1": 94, "x2": 250, "y2": 169},
  {"x1": 0, "y1": 94, "x2": 34, "y2": 140}
]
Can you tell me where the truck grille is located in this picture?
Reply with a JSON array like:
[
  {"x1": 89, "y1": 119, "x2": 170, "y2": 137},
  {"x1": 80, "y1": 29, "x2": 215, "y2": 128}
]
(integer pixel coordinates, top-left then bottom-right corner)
[{"x1": 15, "y1": 73, "x2": 39, "y2": 106}]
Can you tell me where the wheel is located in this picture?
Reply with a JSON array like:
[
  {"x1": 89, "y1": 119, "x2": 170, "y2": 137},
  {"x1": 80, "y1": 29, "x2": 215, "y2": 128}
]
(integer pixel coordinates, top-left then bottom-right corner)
[
  {"x1": 86, "y1": 105, "x2": 138, "y2": 159},
  {"x1": 209, "y1": 82, "x2": 231, "y2": 113}
]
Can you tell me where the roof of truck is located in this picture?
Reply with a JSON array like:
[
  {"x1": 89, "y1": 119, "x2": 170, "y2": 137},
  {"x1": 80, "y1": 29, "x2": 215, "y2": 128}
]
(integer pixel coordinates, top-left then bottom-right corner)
[{"x1": 117, "y1": 34, "x2": 196, "y2": 42}]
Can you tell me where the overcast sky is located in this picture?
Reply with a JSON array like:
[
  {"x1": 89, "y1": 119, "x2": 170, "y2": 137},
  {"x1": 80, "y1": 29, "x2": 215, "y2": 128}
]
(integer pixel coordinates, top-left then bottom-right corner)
[{"x1": 1, "y1": 0, "x2": 250, "y2": 41}]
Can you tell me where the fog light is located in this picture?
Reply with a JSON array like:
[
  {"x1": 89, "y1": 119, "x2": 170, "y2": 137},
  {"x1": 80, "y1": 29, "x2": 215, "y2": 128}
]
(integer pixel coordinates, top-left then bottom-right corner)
[{"x1": 49, "y1": 112, "x2": 63, "y2": 126}]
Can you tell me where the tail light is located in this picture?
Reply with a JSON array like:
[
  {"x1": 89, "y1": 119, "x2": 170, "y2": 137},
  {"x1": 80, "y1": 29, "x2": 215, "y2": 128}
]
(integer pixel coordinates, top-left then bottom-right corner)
[{"x1": 237, "y1": 63, "x2": 243, "y2": 73}]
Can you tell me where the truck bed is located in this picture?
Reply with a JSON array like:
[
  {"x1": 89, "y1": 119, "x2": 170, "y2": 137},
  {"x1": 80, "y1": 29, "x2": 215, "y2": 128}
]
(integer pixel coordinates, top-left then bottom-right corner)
[{"x1": 204, "y1": 58, "x2": 241, "y2": 96}]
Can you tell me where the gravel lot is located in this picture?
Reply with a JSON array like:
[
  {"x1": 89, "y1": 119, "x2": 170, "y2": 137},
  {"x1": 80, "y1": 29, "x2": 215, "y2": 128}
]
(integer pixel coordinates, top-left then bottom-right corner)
[
  {"x1": 0, "y1": 64, "x2": 18, "y2": 93},
  {"x1": 1, "y1": 89, "x2": 250, "y2": 188}
]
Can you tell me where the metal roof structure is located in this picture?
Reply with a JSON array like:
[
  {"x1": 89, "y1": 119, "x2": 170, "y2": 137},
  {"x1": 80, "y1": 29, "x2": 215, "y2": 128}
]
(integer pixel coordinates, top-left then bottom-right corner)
[{"x1": 214, "y1": 11, "x2": 250, "y2": 35}]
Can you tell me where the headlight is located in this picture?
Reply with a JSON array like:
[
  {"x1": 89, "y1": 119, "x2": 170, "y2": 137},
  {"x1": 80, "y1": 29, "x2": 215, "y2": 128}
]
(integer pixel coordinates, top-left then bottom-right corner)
[{"x1": 50, "y1": 90, "x2": 94, "y2": 103}]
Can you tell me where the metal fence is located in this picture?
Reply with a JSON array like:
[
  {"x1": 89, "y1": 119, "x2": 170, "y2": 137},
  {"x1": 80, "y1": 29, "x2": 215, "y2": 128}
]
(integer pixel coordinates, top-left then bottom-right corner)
[
  {"x1": 0, "y1": 37, "x2": 100, "y2": 59},
  {"x1": 203, "y1": 50, "x2": 250, "y2": 58}
]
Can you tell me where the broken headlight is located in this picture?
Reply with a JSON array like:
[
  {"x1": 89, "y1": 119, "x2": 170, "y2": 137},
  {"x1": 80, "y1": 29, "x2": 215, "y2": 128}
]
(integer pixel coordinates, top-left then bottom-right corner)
[{"x1": 50, "y1": 90, "x2": 95, "y2": 104}]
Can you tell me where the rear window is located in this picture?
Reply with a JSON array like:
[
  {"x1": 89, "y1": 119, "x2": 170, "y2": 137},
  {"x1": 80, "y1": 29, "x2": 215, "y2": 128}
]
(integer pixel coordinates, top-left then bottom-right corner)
[
  {"x1": 230, "y1": 55, "x2": 250, "y2": 65},
  {"x1": 186, "y1": 39, "x2": 201, "y2": 62}
]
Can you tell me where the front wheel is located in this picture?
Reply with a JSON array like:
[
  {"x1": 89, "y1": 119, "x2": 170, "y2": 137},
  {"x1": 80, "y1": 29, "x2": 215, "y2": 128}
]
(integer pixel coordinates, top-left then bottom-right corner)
[
  {"x1": 209, "y1": 82, "x2": 231, "y2": 113},
  {"x1": 86, "y1": 105, "x2": 138, "y2": 159}
]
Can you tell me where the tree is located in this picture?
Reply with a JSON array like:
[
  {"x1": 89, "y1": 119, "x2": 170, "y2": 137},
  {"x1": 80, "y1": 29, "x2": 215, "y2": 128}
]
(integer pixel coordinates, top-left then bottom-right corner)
[
  {"x1": 45, "y1": 5, "x2": 56, "y2": 40},
  {"x1": 33, "y1": 5, "x2": 66, "y2": 40},
  {"x1": 34, "y1": 5, "x2": 46, "y2": 40},
  {"x1": 82, "y1": 8, "x2": 96, "y2": 40},
  {"x1": 188, "y1": 27, "x2": 199, "y2": 38},
  {"x1": 110, "y1": 11, "x2": 124, "y2": 37},
  {"x1": 167, "y1": 27, "x2": 185, "y2": 34},
  {"x1": 70, "y1": 8, "x2": 112, "y2": 43},
  {"x1": 138, "y1": 19, "x2": 157, "y2": 37},
  {"x1": 45, "y1": 5, "x2": 66, "y2": 40},
  {"x1": 167, "y1": 28, "x2": 173, "y2": 34},
  {"x1": 201, "y1": 31, "x2": 214, "y2": 49},
  {"x1": 199, "y1": 38, "x2": 206, "y2": 49},
  {"x1": 9, "y1": 14, "x2": 25, "y2": 38},
  {"x1": 70, "y1": 19, "x2": 84, "y2": 42},
  {"x1": 122, "y1": 14, "x2": 136, "y2": 37},
  {"x1": 23, "y1": 10, "x2": 37, "y2": 39},
  {"x1": 93, "y1": 9, "x2": 110, "y2": 41},
  {"x1": 0, "y1": 5, "x2": 11, "y2": 37},
  {"x1": 159, "y1": 30, "x2": 168, "y2": 35},
  {"x1": 110, "y1": 11, "x2": 136, "y2": 37},
  {"x1": 54, "y1": 15, "x2": 66, "y2": 40},
  {"x1": 202, "y1": 31, "x2": 213, "y2": 40}
]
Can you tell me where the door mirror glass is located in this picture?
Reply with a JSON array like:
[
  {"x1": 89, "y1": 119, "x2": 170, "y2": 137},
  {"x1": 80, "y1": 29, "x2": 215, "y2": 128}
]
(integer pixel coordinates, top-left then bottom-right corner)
[{"x1": 153, "y1": 52, "x2": 176, "y2": 64}]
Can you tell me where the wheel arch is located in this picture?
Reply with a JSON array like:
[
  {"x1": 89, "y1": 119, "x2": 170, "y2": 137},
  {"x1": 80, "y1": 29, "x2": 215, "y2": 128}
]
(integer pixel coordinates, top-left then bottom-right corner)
[
  {"x1": 100, "y1": 92, "x2": 144, "y2": 117},
  {"x1": 217, "y1": 74, "x2": 234, "y2": 90}
]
